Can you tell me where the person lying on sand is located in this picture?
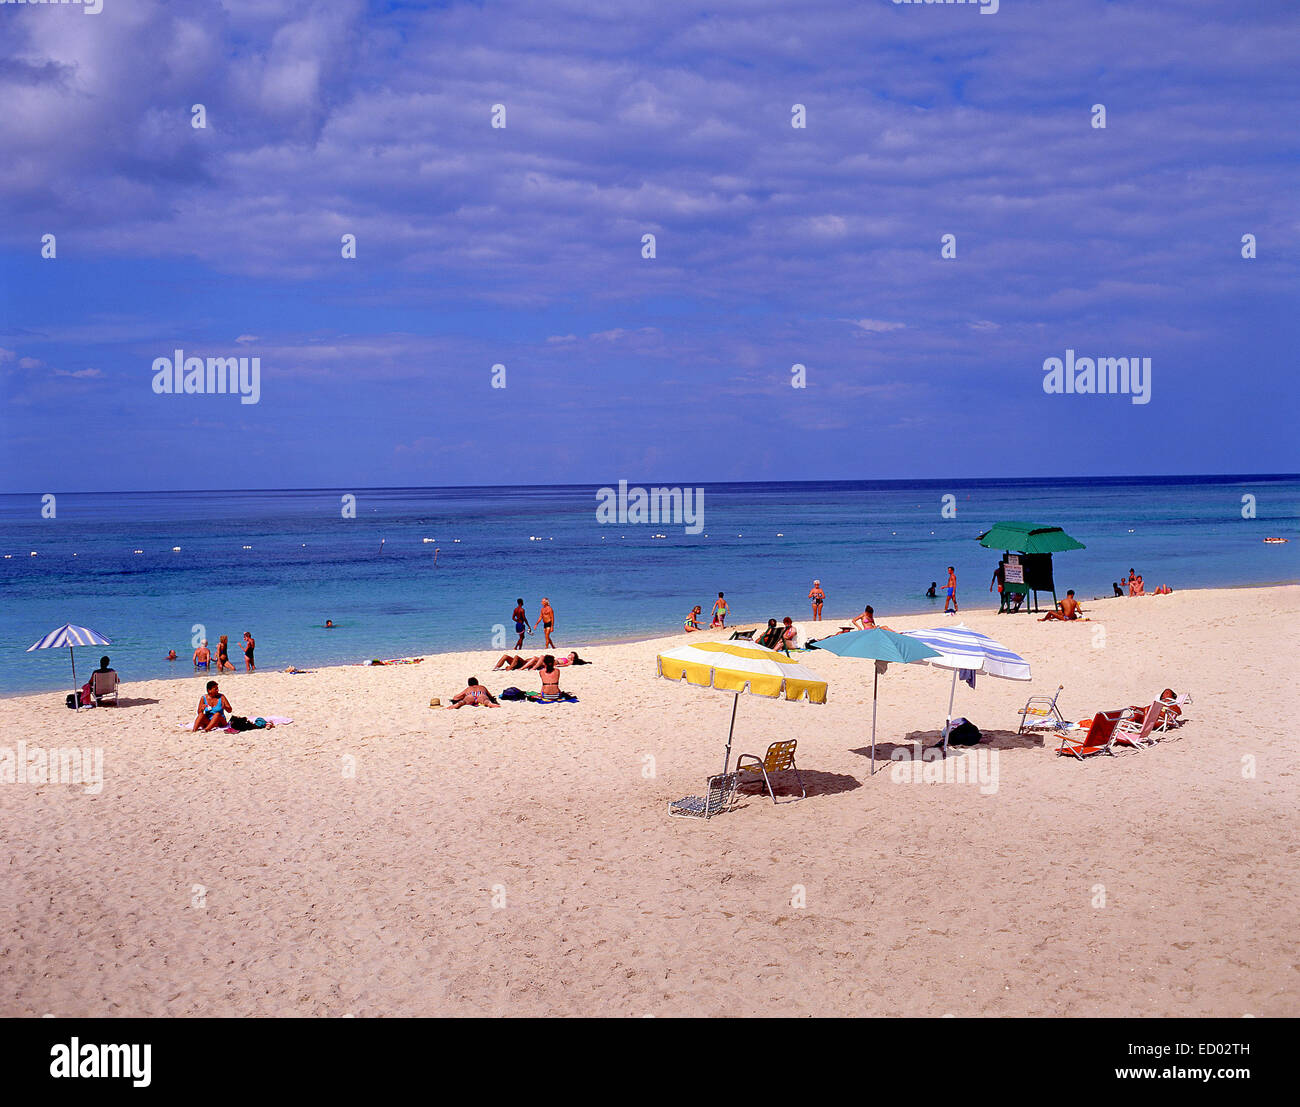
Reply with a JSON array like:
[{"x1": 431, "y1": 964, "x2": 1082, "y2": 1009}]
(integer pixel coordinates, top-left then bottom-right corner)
[
  {"x1": 1040, "y1": 590, "x2": 1087, "y2": 621},
  {"x1": 494, "y1": 650, "x2": 588, "y2": 670},
  {"x1": 192, "y1": 681, "x2": 231, "y2": 731},
  {"x1": 447, "y1": 677, "x2": 498, "y2": 708}
]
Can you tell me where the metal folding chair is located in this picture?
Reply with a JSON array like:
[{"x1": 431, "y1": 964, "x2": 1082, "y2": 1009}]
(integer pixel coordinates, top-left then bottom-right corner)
[{"x1": 668, "y1": 772, "x2": 741, "y2": 819}]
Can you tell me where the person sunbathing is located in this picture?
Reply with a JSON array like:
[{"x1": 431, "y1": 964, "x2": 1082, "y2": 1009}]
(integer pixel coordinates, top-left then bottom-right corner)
[
  {"x1": 756, "y1": 619, "x2": 783, "y2": 649},
  {"x1": 852, "y1": 605, "x2": 877, "y2": 630},
  {"x1": 447, "y1": 677, "x2": 498, "y2": 709},
  {"x1": 538, "y1": 655, "x2": 563, "y2": 697},
  {"x1": 684, "y1": 606, "x2": 705, "y2": 632},
  {"x1": 495, "y1": 650, "x2": 586, "y2": 670},
  {"x1": 1152, "y1": 583, "x2": 1173, "y2": 594},
  {"x1": 1040, "y1": 590, "x2": 1086, "y2": 621},
  {"x1": 192, "y1": 681, "x2": 231, "y2": 731},
  {"x1": 778, "y1": 616, "x2": 797, "y2": 654},
  {"x1": 1133, "y1": 574, "x2": 1146, "y2": 596}
]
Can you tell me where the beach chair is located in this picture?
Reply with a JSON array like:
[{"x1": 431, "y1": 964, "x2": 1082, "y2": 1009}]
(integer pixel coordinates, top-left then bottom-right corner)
[
  {"x1": 668, "y1": 773, "x2": 741, "y2": 819},
  {"x1": 1157, "y1": 691, "x2": 1192, "y2": 733},
  {"x1": 1057, "y1": 711, "x2": 1122, "y2": 760},
  {"x1": 89, "y1": 669, "x2": 119, "y2": 707},
  {"x1": 1114, "y1": 702, "x2": 1161, "y2": 750},
  {"x1": 1018, "y1": 684, "x2": 1069, "y2": 735},
  {"x1": 736, "y1": 740, "x2": 805, "y2": 803}
]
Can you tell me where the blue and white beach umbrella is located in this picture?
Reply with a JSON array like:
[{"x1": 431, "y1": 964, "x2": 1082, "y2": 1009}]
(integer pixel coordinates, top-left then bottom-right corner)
[
  {"x1": 26, "y1": 623, "x2": 113, "y2": 701},
  {"x1": 902, "y1": 624, "x2": 1031, "y2": 753}
]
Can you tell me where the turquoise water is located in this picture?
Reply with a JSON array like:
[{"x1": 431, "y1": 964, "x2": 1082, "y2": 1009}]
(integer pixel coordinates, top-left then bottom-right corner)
[{"x1": 2, "y1": 476, "x2": 1296, "y2": 695}]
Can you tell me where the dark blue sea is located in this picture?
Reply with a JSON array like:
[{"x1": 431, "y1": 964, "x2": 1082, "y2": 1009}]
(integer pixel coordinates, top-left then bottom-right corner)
[{"x1": 2, "y1": 476, "x2": 1296, "y2": 695}]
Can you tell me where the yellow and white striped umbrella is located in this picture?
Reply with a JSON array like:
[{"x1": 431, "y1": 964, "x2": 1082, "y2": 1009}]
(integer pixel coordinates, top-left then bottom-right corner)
[
  {"x1": 656, "y1": 639, "x2": 828, "y2": 773},
  {"x1": 656, "y1": 639, "x2": 828, "y2": 703}
]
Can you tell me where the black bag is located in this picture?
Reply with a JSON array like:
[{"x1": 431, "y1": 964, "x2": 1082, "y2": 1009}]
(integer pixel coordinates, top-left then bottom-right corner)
[
  {"x1": 228, "y1": 715, "x2": 255, "y2": 731},
  {"x1": 947, "y1": 719, "x2": 982, "y2": 746},
  {"x1": 498, "y1": 686, "x2": 526, "y2": 701},
  {"x1": 66, "y1": 693, "x2": 78, "y2": 709}
]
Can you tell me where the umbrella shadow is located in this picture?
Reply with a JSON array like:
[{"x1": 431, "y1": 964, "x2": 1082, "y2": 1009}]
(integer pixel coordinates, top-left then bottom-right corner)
[
  {"x1": 903, "y1": 727, "x2": 1045, "y2": 752},
  {"x1": 736, "y1": 767, "x2": 861, "y2": 799},
  {"x1": 107, "y1": 697, "x2": 161, "y2": 708}
]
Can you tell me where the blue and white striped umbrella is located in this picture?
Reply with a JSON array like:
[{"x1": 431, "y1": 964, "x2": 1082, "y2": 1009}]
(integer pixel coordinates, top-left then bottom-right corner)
[
  {"x1": 26, "y1": 623, "x2": 113, "y2": 701},
  {"x1": 903, "y1": 624, "x2": 1031, "y2": 752},
  {"x1": 27, "y1": 623, "x2": 112, "y2": 652},
  {"x1": 902, "y1": 624, "x2": 1031, "y2": 681}
]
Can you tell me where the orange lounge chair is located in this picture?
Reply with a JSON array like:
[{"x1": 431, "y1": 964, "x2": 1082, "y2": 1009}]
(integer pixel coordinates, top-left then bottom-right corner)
[{"x1": 1057, "y1": 711, "x2": 1122, "y2": 760}]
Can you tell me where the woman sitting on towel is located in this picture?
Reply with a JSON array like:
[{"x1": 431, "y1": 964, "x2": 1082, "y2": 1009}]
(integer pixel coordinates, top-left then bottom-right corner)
[
  {"x1": 538, "y1": 655, "x2": 563, "y2": 698},
  {"x1": 192, "y1": 681, "x2": 232, "y2": 732},
  {"x1": 448, "y1": 677, "x2": 498, "y2": 709}
]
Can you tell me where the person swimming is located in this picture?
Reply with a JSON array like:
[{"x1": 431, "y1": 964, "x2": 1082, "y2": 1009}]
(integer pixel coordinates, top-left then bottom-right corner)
[
  {"x1": 925, "y1": 582, "x2": 937, "y2": 598},
  {"x1": 325, "y1": 619, "x2": 334, "y2": 628}
]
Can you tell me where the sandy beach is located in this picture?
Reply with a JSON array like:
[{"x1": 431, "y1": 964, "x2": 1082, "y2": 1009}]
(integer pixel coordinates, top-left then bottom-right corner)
[{"x1": 1, "y1": 585, "x2": 1296, "y2": 1018}]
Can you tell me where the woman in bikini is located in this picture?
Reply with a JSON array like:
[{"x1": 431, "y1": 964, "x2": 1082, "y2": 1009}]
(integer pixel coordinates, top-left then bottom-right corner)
[
  {"x1": 808, "y1": 581, "x2": 825, "y2": 621},
  {"x1": 538, "y1": 655, "x2": 563, "y2": 698},
  {"x1": 448, "y1": 677, "x2": 498, "y2": 709},
  {"x1": 192, "y1": 681, "x2": 232, "y2": 732},
  {"x1": 495, "y1": 650, "x2": 585, "y2": 671}
]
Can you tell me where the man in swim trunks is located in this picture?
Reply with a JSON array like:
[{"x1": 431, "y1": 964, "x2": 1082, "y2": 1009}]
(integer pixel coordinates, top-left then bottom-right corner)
[
  {"x1": 808, "y1": 581, "x2": 824, "y2": 621},
  {"x1": 193, "y1": 640, "x2": 211, "y2": 671},
  {"x1": 512, "y1": 598, "x2": 532, "y2": 648},
  {"x1": 711, "y1": 592, "x2": 728, "y2": 628},
  {"x1": 242, "y1": 631, "x2": 256, "y2": 672},
  {"x1": 1040, "y1": 590, "x2": 1086, "y2": 621},
  {"x1": 944, "y1": 567, "x2": 958, "y2": 614},
  {"x1": 537, "y1": 598, "x2": 555, "y2": 648},
  {"x1": 192, "y1": 680, "x2": 232, "y2": 732}
]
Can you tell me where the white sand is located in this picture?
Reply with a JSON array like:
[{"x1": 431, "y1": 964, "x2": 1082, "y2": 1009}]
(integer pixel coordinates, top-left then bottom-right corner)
[{"x1": 1, "y1": 585, "x2": 1296, "y2": 1016}]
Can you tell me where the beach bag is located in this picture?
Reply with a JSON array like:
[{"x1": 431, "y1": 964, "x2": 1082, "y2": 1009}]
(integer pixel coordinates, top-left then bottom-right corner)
[
  {"x1": 65, "y1": 692, "x2": 78, "y2": 709},
  {"x1": 498, "y1": 686, "x2": 526, "y2": 700},
  {"x1": 228, "y1": 715, "x2": 255, "y2": 731},
  {"x1": 947, "y1": 719, "x2": 982, "y2": 746}
]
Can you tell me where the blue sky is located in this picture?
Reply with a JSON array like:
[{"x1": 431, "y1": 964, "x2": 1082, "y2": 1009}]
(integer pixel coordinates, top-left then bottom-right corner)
[{"x1": 1, "y1": 0, "x2": 1296, "y2": 492}]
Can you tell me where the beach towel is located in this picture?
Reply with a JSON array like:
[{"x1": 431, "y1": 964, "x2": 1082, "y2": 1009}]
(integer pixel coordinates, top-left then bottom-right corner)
[{"x1": 527, "y1": 692, "x2": 578, "y2": 704}]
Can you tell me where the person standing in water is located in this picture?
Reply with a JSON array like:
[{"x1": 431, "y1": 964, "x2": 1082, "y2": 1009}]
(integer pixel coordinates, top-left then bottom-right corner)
[
  {"x1": 242, "y1": 630, "x2": 256, "y2": 671},
  {"x1": 711, "y1": 592, "x2": 729, "y2": 628},
  {"x1": 537, "y1": 598, "x2": 555, "y2": 649},
  {"x1": 512, "y1": 598, "x2": 532, "y2": 648},
  {"x1": 944, "y1": 567, "x2": 958, "y2": 615},
  {"x1": 808, "y1": 580, "x2": 825, "y2": 621}
]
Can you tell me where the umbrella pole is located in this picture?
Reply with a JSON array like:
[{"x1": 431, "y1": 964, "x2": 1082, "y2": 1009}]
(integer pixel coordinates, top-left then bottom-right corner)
[
  {"x1": 871, "y1": 666, "x2": 879, "y2": 775},
  {"x1": 942, "y1": 669, "x2": 957, "y2": 757},
  {"x1": 723, "y1": 691, "x2": 739, "y2": 774},
  {"x1": 70, "y1": 646, "x2": 78, "y2": 706}
]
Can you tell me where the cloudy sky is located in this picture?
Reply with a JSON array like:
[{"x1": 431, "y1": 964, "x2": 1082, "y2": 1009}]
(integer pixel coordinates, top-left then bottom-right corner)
[{"x1": 1, "y1": 0, "x2": 1296, "y2": 492}]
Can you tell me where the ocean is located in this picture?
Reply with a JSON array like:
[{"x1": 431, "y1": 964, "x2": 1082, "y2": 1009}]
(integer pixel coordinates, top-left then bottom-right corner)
[{"x1": 2, "y1": 475, "x2": 1296, "y2": 696}]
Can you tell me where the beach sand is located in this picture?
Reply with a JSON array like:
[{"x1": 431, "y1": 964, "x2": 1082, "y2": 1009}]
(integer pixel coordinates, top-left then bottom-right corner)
[{"x1": 1, "y1": 585, "x2": 1296, "y2": 1017}]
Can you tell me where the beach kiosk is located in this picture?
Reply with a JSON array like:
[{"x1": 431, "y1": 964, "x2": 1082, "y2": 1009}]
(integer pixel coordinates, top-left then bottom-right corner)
[{"x1": 977, "y1": 522, "x2": 1085, "y2": 614}]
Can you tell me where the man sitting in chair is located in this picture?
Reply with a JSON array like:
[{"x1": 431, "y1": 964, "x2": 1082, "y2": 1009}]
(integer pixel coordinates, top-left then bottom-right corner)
[{"x1": 90, "y1": 656, "x2": 120, "y2": 706}]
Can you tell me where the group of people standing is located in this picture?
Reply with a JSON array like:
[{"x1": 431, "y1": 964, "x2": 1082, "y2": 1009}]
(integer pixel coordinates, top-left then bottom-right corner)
[{"x1": 185, "y1": 632, "x2": 255, "y2": 673}]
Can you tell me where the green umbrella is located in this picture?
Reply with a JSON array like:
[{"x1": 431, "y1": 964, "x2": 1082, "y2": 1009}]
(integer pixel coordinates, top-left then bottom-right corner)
[
  {"x1": 976, "y1": 522, "x2": 1085, "y2": 553},
  {"x1": 809, "y1": 628, "x2": 939, "y2": 775}
]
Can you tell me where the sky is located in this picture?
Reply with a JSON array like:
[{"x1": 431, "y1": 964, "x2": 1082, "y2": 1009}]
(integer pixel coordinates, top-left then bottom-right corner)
[{"x1": 1, "y1": 0, "x2": 1297, "y2": 493}]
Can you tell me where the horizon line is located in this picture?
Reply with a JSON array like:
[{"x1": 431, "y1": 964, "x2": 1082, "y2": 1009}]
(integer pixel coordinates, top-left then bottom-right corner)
[{"x1": 2, "y1": 471, "x2": 1298, "y2": 498}]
